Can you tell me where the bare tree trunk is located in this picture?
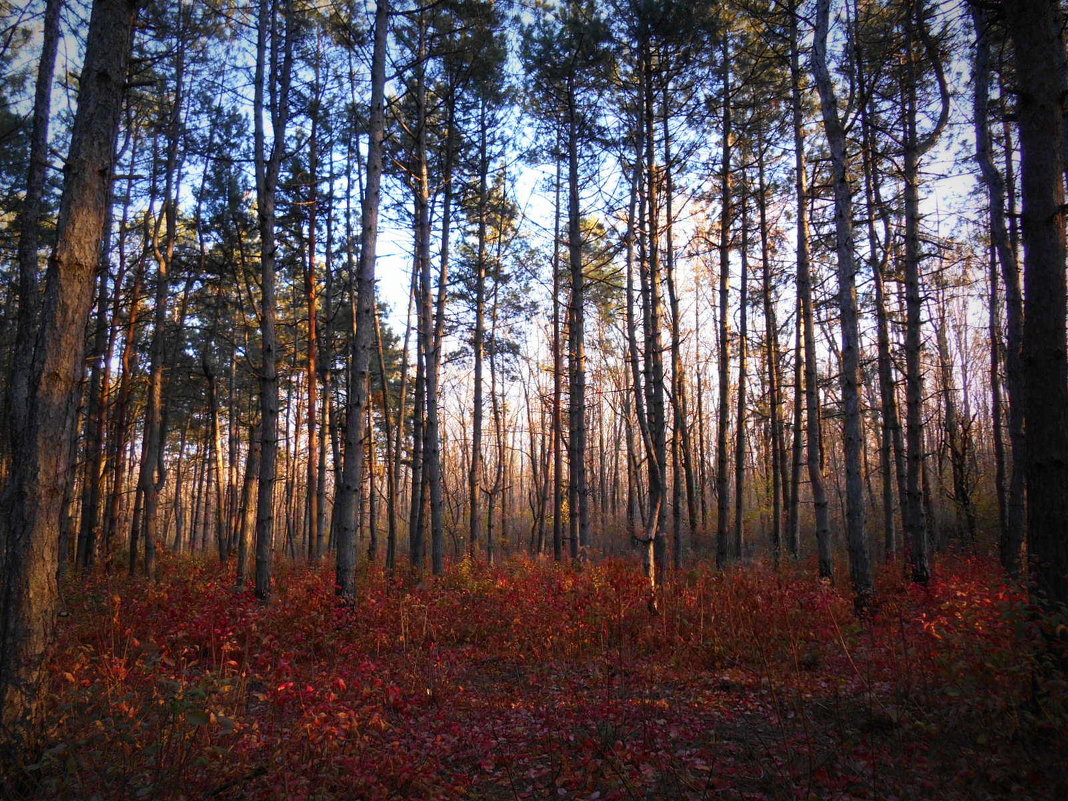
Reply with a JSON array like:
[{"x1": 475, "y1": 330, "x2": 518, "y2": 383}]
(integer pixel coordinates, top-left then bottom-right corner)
[
  {"x1": 103, "y1": 255, "x2": 145, "y2": 569},
  {"x1": 1005, "y1": 0, "x2": 1068, "y2": 612},
  {"x1": 205, "y1": 358, "x2": 228, "y2": 562},
  {"x1": 856, "y1": 40, "x2": 905, "y2": 562},
  {"x1": 969, "y1": 0, "x2": 1025, "y2": 575},
  {"x1": 901, "y1": 0, "x2": 949, "y2": 583},
  {"x1": 316, "y1": 372, "x2": 332, "y2": 560},
  {"x1": 813, "y1": 0, "x2": 873, "y2": 610},
  {"x1": 987, "y1": 243, "x2": 1008, "y2": 551},
  {"x1": 236, "y1": 423, "x2": 261, "y2": 590},
  {"x1": 424, "y1": 68, "x2": 449, "y2": 576},
  {"x1": 758, "y1": 149, "x2": 784, "y2": 563},
  {"x1": 136, "y1": 18, "x2": 187, "y2": 579},
  {"x1": 304, "y1": 87, "x2": 322, "y2": 563},
  {"x1": 6, "y1": 0, "x2": 63, "y2": 458},
  {"x1": 0, "y1": 0, "x2": 139, "y2": 744},
  {"x1": 469, "y1": 101, "x2": 488, "y2": 562},
  {"x1": 638, "y1": 50, "x2": 668, "y2": 594},
  {"x1": 790, "y1": 5, "x2": 832, "y2": 578},
  {"x1": 733, "y1": 191, "x2": 750, "y2": 560},
  {"x1": 715, "y1": 39, "x2": 733, "y2": 568},
  {"x1": 367, "y1": 406, "x2": 378, "y2": 561},
  {"x1": 624, "y1": 117, "x2": 656, "y2": 598},
  {"x1": 661, "y1": 83, "x2": 697, "y2": 568},
  {"x1": 334, "y1": 0, "x2": 388, "y2": 602},
  {"x1": 78, "y1": 244, "x2": 116, "y2": 569},
  {"x1": 935, "y1": 292, "x2": 976, "y2": 543},
  {"x1": 787, "y1": 291, "x2": 803, "y2": 559},
  {"x1": 253, "y1": 0, "x2": 294, "y2": 601},
  {"x1": 566, "y1": 80, "x2": 590, "y2": 560},
  {"x1": 551, "y1": 153, "x2": 564, "y2": 562}
]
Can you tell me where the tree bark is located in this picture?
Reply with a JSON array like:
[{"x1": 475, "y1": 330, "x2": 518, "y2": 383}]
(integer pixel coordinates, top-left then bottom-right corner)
[
  {"x1": 789, "y1": 5, "x2": 831, "y2": 577},
  {"x1": 6, "y1": 0, "x2": 63, "y2": 459},
  {"x1": 716, "y1": 37, "x2": 733, "y2": 568},
  {"x1": 733, "y1": 191, "x2": 750, "y2": 560},
  {"x1": 567, "y1": 79, "x2": 590, "y2": 559},
  {"x1": 970, "y1": 0, "x2": 1026, "y2": 575},
  {"x1": 334, "y1": 0, "x2": 388, "y2": 602},
  {"x1": 1004, "y1": 0, "x2": 1068, "y2": 612},
  {"x1": 252, "y1": 0, "x2": 294, "y2": 601},
  {"x1": 0, "y1": 0, "x2": 139, "y2": 744},
  {"x1": 813, "y1": 0, "x2": 874, "y2": 610}
]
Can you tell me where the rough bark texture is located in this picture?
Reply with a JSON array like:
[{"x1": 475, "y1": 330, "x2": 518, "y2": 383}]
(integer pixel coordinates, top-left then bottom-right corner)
[
  {"x1": 813, "y1": 0, "x2": 873, "y2": 609},
  {"x1": 6, "y1": 0, "x2": 63, "y2": 458},
  {"x1": 253, "y1": 0, "x2": 294, "y2": 601},
  {"x1": 0, "y1": 0, "x2": 139, "y2": 746},
  {"x1": 1005, "y1": 0, "x2": 1068, "y2": 612},
  {"x1": 334, "y1": 0, "x2": 388, "y2": 602}
]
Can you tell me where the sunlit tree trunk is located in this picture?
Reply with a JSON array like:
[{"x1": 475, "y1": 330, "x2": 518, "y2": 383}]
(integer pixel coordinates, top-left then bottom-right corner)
[
  {"x1": 334, "y1": 0, "x2": 388, "y2": 602},
  {"x1": 0, "y1": 0, "x2": 140, "y2": 744},
  {"x1": 6, "y1": 0, "x2": 63, "y2": 460},
  {"x1": 236, "y1": 423, "x2": 261, "y2": 589}
]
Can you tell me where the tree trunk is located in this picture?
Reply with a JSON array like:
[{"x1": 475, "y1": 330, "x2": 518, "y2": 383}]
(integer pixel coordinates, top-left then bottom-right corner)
[
  {"x1": 1005, "y1": 0, "x2": 1068, "y2": 612},
  {"x1": 661, "y1": 82, "x2": 697, "y2": 568},
  {"x1": 6, "y1": 0, "x2": 63, "y2": 459},
  {"x1": 758, "y1": 149, "x2": 785, "y2": 563},
  {"x1": 715, "y1": 38, "x2": 733, "y2": 568},
  {"x1": 969, "y1": 0, "x2": 1026, "y2": 575},
  {"x1": 424, "y1": 69, "x2": 449, "y2": 576},
  {"x1": 304, "y1": 89, "x2": 321, "y2": 563},
  {"x1": 252, "y1": 0, "x2": 294, "y2": 601},
  {"x1": 235, "y1": 423, "x2": 261, "y2": 589},
  {"x1": 733, "y1": 191, "x2": 750, "y2": 560},
  {"x1": 901, "y1": 0, "x2": 949, "y2": 583},
  {"x1": 0, "y1": 0, "x2": 139, "y2": 745},
  {"x1": 813, "y1": 0, "x2": 874, "y2": 610},
  {"x1": 469, "y1": 100, "x2": 488, "y2": 562},
  {"x1": 790, "y1": 5, "x2": 832, "y2": 578},
  {"x1": 551, "y1": 152, "x2": 564, "y2": 562},
  {"x1": 567, "y1": 80, "x2": 589, "y2": 559},
  {"x1": 334, "y1": 0, "x2": 388, "y2": 602}
]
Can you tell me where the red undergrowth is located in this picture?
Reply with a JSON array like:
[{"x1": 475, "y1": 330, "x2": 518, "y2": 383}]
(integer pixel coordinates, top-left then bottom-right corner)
[{"x1": 12, "y1": 553, "x2": 1066, "y2": 800}]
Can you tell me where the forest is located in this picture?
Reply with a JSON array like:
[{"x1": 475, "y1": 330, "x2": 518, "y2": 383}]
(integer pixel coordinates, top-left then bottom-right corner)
[{"x1": 0, "y1": 0, "x2": 1066, "y2": 797}]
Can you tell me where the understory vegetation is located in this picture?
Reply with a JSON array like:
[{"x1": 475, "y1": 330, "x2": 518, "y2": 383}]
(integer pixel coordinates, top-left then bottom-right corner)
[{"x1": 13, "y1": 553, "x2": 1067, "y2": 800}]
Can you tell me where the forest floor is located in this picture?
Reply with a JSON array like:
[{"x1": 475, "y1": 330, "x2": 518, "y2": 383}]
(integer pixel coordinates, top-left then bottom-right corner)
[{"x1": 8, "y1": 552, "x2": 1067, "y2": 800}]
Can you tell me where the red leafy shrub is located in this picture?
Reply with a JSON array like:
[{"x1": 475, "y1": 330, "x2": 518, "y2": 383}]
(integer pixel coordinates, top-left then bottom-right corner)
[{"x1": 8, "y1": 553, "x2": 1065, "y2": 800}]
